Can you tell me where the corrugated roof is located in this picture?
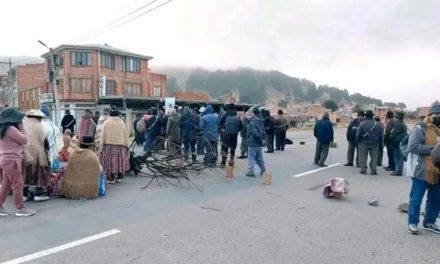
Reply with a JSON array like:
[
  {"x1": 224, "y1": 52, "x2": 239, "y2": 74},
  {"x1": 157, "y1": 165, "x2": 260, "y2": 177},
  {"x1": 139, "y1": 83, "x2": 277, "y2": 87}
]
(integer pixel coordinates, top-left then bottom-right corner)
[{"x1": 41, "y1": 44, "x2": 153, "y2": 60}]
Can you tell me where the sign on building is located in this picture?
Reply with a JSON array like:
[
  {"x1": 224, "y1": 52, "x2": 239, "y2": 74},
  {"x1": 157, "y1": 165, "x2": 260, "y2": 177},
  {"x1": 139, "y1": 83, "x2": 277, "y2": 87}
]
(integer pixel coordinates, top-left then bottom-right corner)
[
  {"x1": 164, "y1": 97, "x2": 176, "y2": 115},
  {"x1": 39, "y1": 93, "x2": 54, "y2": 104},
  {"x1": 99, "y1": 75, "x2": 106, "y2": 97}
]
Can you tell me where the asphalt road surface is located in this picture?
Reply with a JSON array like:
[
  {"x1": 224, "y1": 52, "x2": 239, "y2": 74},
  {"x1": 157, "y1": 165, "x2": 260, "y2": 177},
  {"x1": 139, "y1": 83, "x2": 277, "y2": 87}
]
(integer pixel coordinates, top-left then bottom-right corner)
[{"x1": 1, "y1": 128, "x2": 438, "y2": 264}]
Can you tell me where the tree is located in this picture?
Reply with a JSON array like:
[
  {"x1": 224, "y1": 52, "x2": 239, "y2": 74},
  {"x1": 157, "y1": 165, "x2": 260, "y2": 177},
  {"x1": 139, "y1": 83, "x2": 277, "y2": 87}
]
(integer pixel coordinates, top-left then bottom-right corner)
[
  {"x1": 167, "y1": 77, "x2": 180, "y2": 95},
  {"x1": 322, "y1": 99, "x2": 339, "y2": 112},
  {"x1": 397, "y1": 102, "x2": 407, "y2": 109},
  {"x1": 278, "y1": 99, "x2": 288, "y2": 108}
]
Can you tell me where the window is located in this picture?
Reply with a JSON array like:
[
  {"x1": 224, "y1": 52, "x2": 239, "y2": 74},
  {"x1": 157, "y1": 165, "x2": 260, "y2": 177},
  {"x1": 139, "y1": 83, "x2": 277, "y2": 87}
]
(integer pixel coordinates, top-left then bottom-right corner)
[
  {"x1": 106, "y1": 80, "x2": 116, "y2": 95},
  {"x1": 120, "y1": 57, "x2": 140, "y2": 72},
  {"x1": 123, "y1": 82, "x2": 141, "y2": 96},
  {"x1": 100, "y1": 53, "x2": 115, "y2": 70},
  {"x1": 153, "y1": 86, "x2": 161, "y2": 97},
  {"x1": 71, "y1": 78, "x2": 92, "y2": 92},
  {"x1": 70, "y1": 51, "x2": 92, "y2": 66}
]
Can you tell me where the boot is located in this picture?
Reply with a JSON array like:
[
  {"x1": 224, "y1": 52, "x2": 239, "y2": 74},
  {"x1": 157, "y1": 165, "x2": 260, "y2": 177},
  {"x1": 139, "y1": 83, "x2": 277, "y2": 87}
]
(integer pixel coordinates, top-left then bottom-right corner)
[{"x1": 191, "y1": 154, "x2": 197, "y2": 162}]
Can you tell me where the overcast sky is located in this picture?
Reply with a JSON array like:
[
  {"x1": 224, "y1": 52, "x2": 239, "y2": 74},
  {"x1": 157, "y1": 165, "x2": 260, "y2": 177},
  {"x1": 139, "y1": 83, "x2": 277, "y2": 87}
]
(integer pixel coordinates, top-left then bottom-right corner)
[{"x1": 1, "y1": 0, "x2": 439, "y2": 109}]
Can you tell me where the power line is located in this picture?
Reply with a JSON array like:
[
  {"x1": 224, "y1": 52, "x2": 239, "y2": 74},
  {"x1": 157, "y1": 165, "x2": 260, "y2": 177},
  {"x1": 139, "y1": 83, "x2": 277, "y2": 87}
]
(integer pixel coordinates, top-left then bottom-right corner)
[
  {"x1": 77, "y1": 0, "x2": 175, "y2": 43},
  {"x1": 69, "y1": 0, "x2": 161, "y2": 43}
]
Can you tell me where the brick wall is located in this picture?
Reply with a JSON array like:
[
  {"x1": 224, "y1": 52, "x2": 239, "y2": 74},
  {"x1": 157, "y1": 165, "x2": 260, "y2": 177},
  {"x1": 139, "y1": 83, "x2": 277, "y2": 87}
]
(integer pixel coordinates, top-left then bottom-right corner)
[{"x1": 17, "y1": 63, "x2": 46, "y2": 111}]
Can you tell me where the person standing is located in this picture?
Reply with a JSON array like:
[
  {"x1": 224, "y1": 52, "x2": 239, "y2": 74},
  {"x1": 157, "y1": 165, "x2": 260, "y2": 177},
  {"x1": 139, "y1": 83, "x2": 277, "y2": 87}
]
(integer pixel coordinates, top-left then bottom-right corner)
[
  {"x1": 390, "y1": 111, "x2": 407, "y2": 176},
  {"x1": 275, "y1": 109, "x2": 288, "y2": 151},
  {"x1": 220, "y1": 106, "x2": 242, "y2": 167},
  {"x1": 375, "y1": 116, "x2": 385, "y2": 167},
  {"x1": 406, "y1": 103, "x2": 440, "y2": 235},
  {"x1": 263, "y1": 109, "x2": 276, "y2": 153},
  {"x1": 180, "y1": 106, "x2": 199, "y2": 162},
  {"x1": 356, "y1": 110, "x2": 383, "y2": 175},
  {"x1": 93, "y1": 111, "x2": 100, "y2": 125},
  {"x1": 313, "y1": 112, "x2": 334, "y2": 167},
  {"x1": 95, "y1": 106, "x2": 111, "y2": 147},
  {"x1": 40, "y1": 105, "x2": 61, "y2": 167},
  {"x1": 246, "y1": 107, "x2": 266, "y2": 177},
  {"x1": 99, "y1": 107, "x2": 130, "y2": 184},
  {"x1": 200, "y1": 105, "x2": 220, "y2": 167},
  {"x1": 61, "y1": 109, "x2": 76, "y2": 134},
  {"x1": 384, "y1": 111, "x2": 396, "y2": 171},
  {"x1": 77, "y1": 109, "x2": 96, "y2": 142},
  {"x1": 196, "y1": 106, "x2": 206, "y2": 155},
  {"x1": 166, "y1": 109, "x2": 181, "y2": 156},
  {"x1": 344, "y1": 111, "x2": 365, "y2": 167},
  {"x1": 133, "y1": 113, "x2": 144, "y2": 146},
  {"x1": 238, "y1": 110, "x2": 251, "y2": 159},
  {"x1": 23, "y1": 110, "x2": 51, "y2": 201},
  {"x1": 0, "y1": 108, "x2": 36, "y2": 217},
  {"x1": 143, "y1": 108, "x2": 162, "y2": 152}
]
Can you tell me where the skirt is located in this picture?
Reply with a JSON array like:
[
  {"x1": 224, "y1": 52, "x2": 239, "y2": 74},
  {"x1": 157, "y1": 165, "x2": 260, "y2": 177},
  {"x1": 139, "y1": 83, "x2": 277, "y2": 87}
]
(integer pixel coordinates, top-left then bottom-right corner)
[
  {"x1": 24, "y1": 163, "x2": 50, "y2": 188},
  {"x1": 100, "y1": 144, "x2": 130, "y2": 175}
]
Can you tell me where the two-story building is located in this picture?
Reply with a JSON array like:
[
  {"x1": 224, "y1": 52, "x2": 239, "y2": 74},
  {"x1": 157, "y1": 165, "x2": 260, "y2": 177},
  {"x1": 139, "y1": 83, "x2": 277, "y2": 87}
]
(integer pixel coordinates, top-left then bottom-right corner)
[{"x1": 41, "y1": 44, "x2": 167, "y2": 121}]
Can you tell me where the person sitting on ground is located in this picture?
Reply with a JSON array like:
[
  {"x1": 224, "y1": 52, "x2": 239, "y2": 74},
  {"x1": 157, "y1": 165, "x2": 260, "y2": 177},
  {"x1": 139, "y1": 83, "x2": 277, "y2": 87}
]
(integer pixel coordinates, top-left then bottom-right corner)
[{"x1": 61, "y1": 136, "x2": 100, "y2": 199}]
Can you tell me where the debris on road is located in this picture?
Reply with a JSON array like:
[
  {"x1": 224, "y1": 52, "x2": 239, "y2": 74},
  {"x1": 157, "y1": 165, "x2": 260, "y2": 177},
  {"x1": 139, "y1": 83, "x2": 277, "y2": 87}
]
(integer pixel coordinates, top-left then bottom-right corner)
[
  {"x1": 322, "y1": 177, "x2": 349, "y2": 198},
  {"x1": 262, "y1": 172, "x2": 272, "y2": 185},
  {"x1": 397, "y1": 203, "x2": 409, "y2": 213},
  {"x1": 367, "y1": 197, "x2": 379, "y2": 206},
  {"x1": 200, "y1": 206, "x2": 222, "y2": 212}
]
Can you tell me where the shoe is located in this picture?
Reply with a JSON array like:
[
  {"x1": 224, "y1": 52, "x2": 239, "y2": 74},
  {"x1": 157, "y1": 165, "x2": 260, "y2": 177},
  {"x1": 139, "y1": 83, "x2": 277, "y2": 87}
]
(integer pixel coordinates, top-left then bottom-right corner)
[
  {"x1": 390, "y1": 172, "x2": 402, "y2": 176},
  {"x1": 245, "y1": 172, "x2": 255, "y2": 177},
  {"x1": 344, "y1": 163, "x2": 353, "y2": 167},
  {"x1": 106, "y1": 180, "x2": 116, "y2": 184},
  {"x1": 33, "y1": 195, "x2": 50, "y2": 202},
  {"x1": 408, "y1": 224, "x2": 418, "y2": 235},
  {"x1": 275, "y1": 148, "x2": 280, "y2": 151},
  {"x1": 115, "y1": 179, "x2": 123, "y2": 183},
  {"x1": 318, "y1": 164, "x2": 328, "y2": 167},
  {"x1": 385, "y1": 167, "x2": 394, "y2": 171},
  {"x1": 191, "y1": 154, "x2": 197, "y2": 162},
  {"x1": 237, "y1": 155, "x2": 246, "y2": 159},
  {"x1": 313, "y1": 162, "x2": 319, "y2": 165},
  {"x1": 15, "y1": 207, "x2": 36, "y2": 217},
  {"x1": 377, "y1": 164, "x2": 382, "y2": 167},
  {"x1": 370, "y1": 172, "x2": 378, "y2": 175},
  {"x1": 359, "y1": 170, "x2": 367, "y2": 175},
  {"x1": 0, "y1": 207, "x2": 11, "y2": 216},
  {"x1": 264, "y1": 151, "x2": 274, "y2": 153},
  {"x1": 281, "y1": 149, "x2": 284, "y2": 151},
  {"x1": 422, "y1": 223, "x2": 440, "y2": 234}
]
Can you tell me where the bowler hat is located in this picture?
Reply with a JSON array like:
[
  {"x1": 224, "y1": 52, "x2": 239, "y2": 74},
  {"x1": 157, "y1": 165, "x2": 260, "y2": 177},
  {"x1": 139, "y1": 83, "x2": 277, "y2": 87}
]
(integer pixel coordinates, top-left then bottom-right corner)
[
  {"x1": 386, "y1": 111, "x2": 394, "y2": 119},
  {"x1": 0, "y1": 108, "x2": 25, "y2": 125},
  {"x1": 429, "y1": 101, "x2": 440, "y2": 116},
  {"x1": 396, "y1": 111, "x2": 404, "y2": 119},
  {"x1": 26, "y1": 109, "x2": 47, "y2": 118},
  {"x1": 80, "y1": 136, "x2": 95, "y2": 146},
  {"x1": 357, "y1": 111, "x2": 365, "y2": 117},
  {"x1": 365, "y1": 110, "x2": 374, "y2": 118}
]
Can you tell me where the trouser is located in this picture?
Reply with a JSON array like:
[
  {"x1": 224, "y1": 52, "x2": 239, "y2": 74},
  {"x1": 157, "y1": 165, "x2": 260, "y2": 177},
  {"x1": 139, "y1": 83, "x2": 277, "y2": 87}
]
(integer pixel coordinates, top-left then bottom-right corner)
[
  {"x1": 275, "y1": 131, "x2": 286, "y2": 150},
  {"x1": 408, "y1": 177, "x2": 440, "y2": 225},
  {"x1": 183, "y1": 136, "x2": 196, "y2": 155},
  {"x1": 314, "y1": 141, "x2": 329, "y2": 165},
  {"x1": 248, "y1": 147, "x2": 266, "y2": 174},
  {"x1": 168, "y1": 140, "x2": 181, "y2": 156},
  {"x1": 203, "y1": 140, "x2": 218, "y2": 165},
  {"x1": 386, "y1": 143, "x2": 396, "y2": 170},
  {"x1": 392, "y1": 143, "x2": 404, "y2": 174},
  {"x1": 358, "y1": 142, "x2": 379, "y2": 173},
  {"x1": 143, "y1": 134, "x2": 155, "y2": 152},
  {"x1": 196, "y1": 133, "x2": 204, "y2": 155},
  {"x1": 221, "y1": 134, "x2": 238, "y2": 164},
  {"x1": 266, "y1": 133, "x2": 274, "y2": 152},
  {"x1": 0, "y1": 160, "x2": 24, "y2": 210},
  {"x1": 378, "y1": 143, "x2": 383, "y2": 166},
  {"x1": 346, "y1": 141, "x2": 359, "y2": 166},
  {"x1": 240, "y1": 135, "x2": 247, "y2": 156}
]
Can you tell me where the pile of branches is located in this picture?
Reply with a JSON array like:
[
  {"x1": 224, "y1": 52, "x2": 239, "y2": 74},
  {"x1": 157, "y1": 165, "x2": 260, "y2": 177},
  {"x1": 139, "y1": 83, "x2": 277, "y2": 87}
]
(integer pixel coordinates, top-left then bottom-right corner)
[{"x1": 129, "y1": 136, "x2": 209, "y2": 192}]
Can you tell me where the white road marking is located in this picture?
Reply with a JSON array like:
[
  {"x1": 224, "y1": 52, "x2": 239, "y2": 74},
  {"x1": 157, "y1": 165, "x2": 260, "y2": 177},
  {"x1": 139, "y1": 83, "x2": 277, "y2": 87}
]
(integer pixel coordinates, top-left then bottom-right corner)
[
  {"x1": 291, "y1": 163, "x2": 341, "y2": 178},
  {"x1": 1, "y1": 229, "x2": 121, "y2": 264}
]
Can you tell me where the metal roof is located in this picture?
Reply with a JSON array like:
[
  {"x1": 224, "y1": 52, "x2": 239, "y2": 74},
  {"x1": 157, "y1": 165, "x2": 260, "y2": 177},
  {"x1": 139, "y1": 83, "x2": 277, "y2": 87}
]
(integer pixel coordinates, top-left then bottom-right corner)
[{"x1": 41, "y1": 44, "x2": 153, "y2": 60}]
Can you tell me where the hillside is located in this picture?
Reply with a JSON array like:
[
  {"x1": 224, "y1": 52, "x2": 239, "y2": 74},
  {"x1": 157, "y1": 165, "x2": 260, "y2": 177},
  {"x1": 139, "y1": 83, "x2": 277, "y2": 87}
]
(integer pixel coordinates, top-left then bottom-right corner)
[{"x1": 160, "y1": 67, "x2": 404, "y2": 108}]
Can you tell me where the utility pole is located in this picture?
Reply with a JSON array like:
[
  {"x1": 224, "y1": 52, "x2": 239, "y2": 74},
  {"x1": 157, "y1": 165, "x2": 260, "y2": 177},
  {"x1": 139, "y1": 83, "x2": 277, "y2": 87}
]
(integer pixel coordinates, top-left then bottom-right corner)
[
  {"x1": 38, "y1": 40, "x2": 60, "y2": 125},
  {"x1": 0, "y1": 58, "x2": 12, "y2": 107}
]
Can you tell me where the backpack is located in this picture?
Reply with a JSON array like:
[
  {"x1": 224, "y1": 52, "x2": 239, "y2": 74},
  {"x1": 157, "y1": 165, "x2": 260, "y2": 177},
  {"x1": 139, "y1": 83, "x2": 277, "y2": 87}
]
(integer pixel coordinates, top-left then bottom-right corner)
[
  {"x1": 225, "y1": 115, "x2": 240, "y2": 135},
  {"x1": 400, "y1": 124, "x2": 424, "y2": 162}
]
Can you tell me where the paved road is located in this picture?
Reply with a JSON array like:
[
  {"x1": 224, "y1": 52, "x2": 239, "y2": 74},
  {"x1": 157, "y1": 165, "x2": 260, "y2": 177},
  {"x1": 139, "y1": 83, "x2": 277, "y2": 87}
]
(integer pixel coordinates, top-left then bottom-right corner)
[{"x1": 1, "y1": 128, "x2": 438, "y2": 264}]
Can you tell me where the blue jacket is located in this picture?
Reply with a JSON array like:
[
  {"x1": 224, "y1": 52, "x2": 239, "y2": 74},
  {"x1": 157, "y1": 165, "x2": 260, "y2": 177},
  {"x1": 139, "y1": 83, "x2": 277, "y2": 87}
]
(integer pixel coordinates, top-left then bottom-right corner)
[
  {"x1": 314, "y1": 118, "x2": 334, "y2": 144},
  {"x1": 200, "y1": 105, "x2": 220, "y2": 141},
  {"x1": 180, "y1": 106, "x2": 199, "y2": 139},
  {"x1": 247, "y1": 114, "x2": 265, "y2": 147}
]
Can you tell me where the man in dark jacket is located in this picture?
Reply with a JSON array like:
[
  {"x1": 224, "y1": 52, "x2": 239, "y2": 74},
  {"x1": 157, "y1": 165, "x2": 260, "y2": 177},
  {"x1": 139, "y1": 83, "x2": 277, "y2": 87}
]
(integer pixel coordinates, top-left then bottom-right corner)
[
  {"x1": 390, "y1": 111, "x2": 407, "y2": 176},
  {"x1": 219, "y1": 106, "x2": 242, "y2": 167},
  {"x1": 313, "y1": 112, "x2": 334, "y2": 167},
  {"x1": 356, "y1": 110, "x2": 383, "y2": 175},
  {"x1": 180, "y1": 105, "x2": 199, "y2": 161},
  {"x1": 375, "y1": 116, "x2": 385, "y2": 167},
  {"x1": 263, "y1": 109, "x2": 276, "y2": 153},
  {"x1": 143, "y1": 108, "x2": 162, "y2": 152},
  {"x1": 133, "y1": 113, "x2": 144, "y2": 146},
  {"x1": 384, "y1": 111, "x2": 396, "y2": 171},
  {"x1": 61, "y1": 109, "x2": 76, "y2": 134},
  {"x1": 238, "y1": 111, "x2": 251, "y2": 159},
  {"x1": 344, "y1": 111, "x2": 365, "y2": 167},
  {"x1": 200, "y1": 105, "x2": 220, "y2": 166},
  {"x1": 246, "y1": 107, "x2": 266, "y2": 177},
  {"x1": 275, "y1": 109, "x2": 288, "y2": 151}
]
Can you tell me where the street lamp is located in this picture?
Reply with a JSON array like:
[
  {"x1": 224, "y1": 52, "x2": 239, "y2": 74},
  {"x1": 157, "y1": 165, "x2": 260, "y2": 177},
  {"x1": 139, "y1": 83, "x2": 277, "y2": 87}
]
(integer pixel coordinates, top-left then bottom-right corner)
[{"x1": 38, "y1": 40, "x2": 60, "y2": 125}]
